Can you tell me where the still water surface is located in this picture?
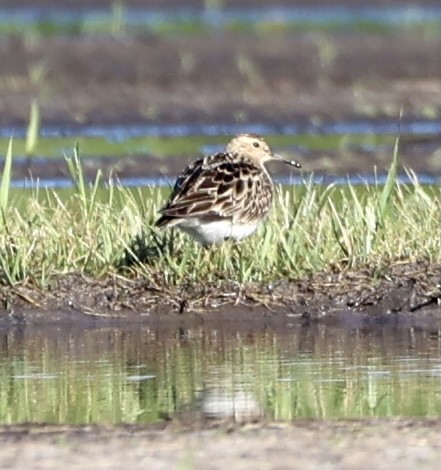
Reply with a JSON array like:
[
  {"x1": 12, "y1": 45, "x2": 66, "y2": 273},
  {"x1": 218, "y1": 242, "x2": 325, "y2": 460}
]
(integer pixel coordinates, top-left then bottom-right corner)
[
  {"x1": 0, "y1": 317, "x2": 440, "y2": 424},
  {"x1": 1, "y1": 4, "x2": 439, "y2": 30}
]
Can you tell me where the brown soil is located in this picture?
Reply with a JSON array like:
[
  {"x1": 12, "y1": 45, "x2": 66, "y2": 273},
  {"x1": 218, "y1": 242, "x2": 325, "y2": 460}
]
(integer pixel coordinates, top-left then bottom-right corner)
[
  {"x1": 1, "y1": 261, "x2": 440, "y2": 326},
  {"x1": 2, "y1": 0, "x2": 440, "y2": 180},
  {"x1": 0, "y1": 17, "x2": 440, "y2": 128},
  {"x1": 1, "y1": 420, "x2": 441, "y2": 469}
]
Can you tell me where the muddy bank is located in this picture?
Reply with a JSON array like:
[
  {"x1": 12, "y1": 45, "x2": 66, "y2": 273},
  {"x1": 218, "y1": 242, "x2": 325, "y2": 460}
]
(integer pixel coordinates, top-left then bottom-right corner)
[
  {"x1": 1, "y1": 260, "x2": 440, "y2": 326},
  {"x1": 1, "y1": 419, "x2": 441, "y2": 469},
  {"x1": 0, "y1": 29, "x2": 439, "y2": 127}
]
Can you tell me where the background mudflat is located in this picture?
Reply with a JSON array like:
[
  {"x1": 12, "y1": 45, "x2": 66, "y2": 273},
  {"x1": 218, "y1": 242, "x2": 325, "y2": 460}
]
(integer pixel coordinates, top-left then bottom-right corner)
[{"x1": 1, "y1": 420, "x2": 441, "y2": 470}]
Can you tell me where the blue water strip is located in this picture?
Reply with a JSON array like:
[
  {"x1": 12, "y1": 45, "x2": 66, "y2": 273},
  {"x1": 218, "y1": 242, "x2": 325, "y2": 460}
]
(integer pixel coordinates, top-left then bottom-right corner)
[
  {"x1": 10, "y1": 172, "x2": 440, "y2": 190},
  {"x1": 0, "y1": 5, "x2": 440, "y2": 28},
  {"x1": 1, "y1": 119, "x2": 440, "y2": 141}
]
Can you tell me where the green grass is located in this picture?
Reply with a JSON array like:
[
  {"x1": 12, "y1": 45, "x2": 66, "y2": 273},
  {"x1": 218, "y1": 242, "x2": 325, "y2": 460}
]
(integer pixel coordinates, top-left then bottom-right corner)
[
  {"x1": 0, "y1": 142, "x2": 439, "y2": 290},
  {"x1": 0, "y1": 138, "x2": 13, "y2": 216},
  {"x1": 25, "y1": 99, "x2": 40, "y2": 157},
  {"x1": 0, "y1": 16, "x2": 439, "y2": 38}
]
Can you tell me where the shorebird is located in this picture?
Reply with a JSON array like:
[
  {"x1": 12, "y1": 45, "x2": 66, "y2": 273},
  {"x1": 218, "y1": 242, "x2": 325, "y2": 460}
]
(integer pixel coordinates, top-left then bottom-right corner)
[{"x1": 155, "y1": 133, "x2": 301, "y2": 245}]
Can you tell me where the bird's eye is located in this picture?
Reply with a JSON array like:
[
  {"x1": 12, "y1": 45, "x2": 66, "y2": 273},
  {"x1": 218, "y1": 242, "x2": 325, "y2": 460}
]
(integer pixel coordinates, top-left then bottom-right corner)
[{"x1": 253, "y1": 142, "x2": 260, "y2": 148}]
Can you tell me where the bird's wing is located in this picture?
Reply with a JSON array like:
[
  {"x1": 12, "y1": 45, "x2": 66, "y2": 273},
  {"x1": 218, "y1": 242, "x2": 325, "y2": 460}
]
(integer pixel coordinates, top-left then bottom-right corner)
[{"x1": 158, "y1": 155, "x2": 272, "y2": 223}]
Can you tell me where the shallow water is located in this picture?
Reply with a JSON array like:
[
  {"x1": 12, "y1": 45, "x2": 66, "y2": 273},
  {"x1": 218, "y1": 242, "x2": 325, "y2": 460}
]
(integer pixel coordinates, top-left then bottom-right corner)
[
  {"x1": 9, "y1": 172, "x2": 440, "y2": 190},
  {"x1": 0, "y1": 318, "x2": 440, "y2": 424},
  {"x1": 0, "y1": 4, "x2": 439, "y2": 32},
  {"x1": 2, "y1": 119, "x2": 440, "y2": 140},
  {"x1": 1, "y1": 118, "x2": 440, "y2": 189}
]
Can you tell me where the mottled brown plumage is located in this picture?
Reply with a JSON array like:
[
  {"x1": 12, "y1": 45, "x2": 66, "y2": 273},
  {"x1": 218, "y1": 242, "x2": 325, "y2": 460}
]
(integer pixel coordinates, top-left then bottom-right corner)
[{"x1": 155, "y1": 134, "x2": 301, "y2": 245}]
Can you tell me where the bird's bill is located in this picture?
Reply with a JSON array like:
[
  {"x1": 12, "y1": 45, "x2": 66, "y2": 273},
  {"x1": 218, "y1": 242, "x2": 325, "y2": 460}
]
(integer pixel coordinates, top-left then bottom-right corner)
[{"x1": 272, "y1": 153, "x2": 302, "y2": 169}]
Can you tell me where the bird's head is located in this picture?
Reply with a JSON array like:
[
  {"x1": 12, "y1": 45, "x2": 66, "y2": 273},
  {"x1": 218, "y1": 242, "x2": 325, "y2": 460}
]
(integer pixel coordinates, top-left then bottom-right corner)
[{"x1": 225, "y1": 133, "x2": 301, "y2": 169}]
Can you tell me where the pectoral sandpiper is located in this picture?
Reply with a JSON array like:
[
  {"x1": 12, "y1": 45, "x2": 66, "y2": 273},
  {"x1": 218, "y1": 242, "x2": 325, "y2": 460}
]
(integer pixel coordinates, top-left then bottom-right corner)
[{"x1": 155, "y1": 133, "x2": 301, "y2": 245}]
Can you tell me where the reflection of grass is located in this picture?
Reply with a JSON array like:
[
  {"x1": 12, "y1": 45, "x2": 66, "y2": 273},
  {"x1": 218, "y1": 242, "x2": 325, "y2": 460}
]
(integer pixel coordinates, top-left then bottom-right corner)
[
  {"x1": 0, "y1": 327, "x2": 440, "y2": 424},
  {"x1": 0, "y1": 140, "x2": 439, "y2": 288}
]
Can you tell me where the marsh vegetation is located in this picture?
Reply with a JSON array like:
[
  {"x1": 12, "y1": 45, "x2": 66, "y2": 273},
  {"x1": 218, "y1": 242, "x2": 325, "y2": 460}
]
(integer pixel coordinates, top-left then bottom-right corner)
[{"x1": 0, "y1": 136, "x2": 439, "y2": 312}]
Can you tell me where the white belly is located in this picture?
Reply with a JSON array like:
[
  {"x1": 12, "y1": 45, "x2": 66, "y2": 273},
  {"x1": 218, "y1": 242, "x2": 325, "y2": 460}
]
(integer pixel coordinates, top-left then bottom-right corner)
[{"x1": 176, "y1": 218, "x2": 260, "y2": 245}]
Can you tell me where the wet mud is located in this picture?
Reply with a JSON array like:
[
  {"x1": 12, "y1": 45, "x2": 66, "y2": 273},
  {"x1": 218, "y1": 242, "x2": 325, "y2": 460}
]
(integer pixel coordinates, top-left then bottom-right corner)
[
  {"x1": 1, "y1": 0, "x2": 440, "y2": 130},
  {"x1": 1, "y1": 260, "x2": 440, "y2": 328},
  {"x1": 1, "y1": 419, "x2": 441, "y2": 470},
  {"x1": 1, "y1": 31, "x2": 439, "y2": 128}
]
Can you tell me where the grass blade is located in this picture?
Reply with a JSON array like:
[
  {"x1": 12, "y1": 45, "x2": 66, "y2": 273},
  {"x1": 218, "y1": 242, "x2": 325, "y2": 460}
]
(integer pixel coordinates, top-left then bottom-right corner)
[
  {"x1": 379, "y1": 136, "x2": 399, "y2": 219},
  {"x1": 25, "y1": 99, "x2": 40, "y2": 156},
  {"x1": 65, "y1": 143, "x2": 87, "y2": 204},
  {"x1": 0, "y1": 138, "x2": 13, "y2": 215}
]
